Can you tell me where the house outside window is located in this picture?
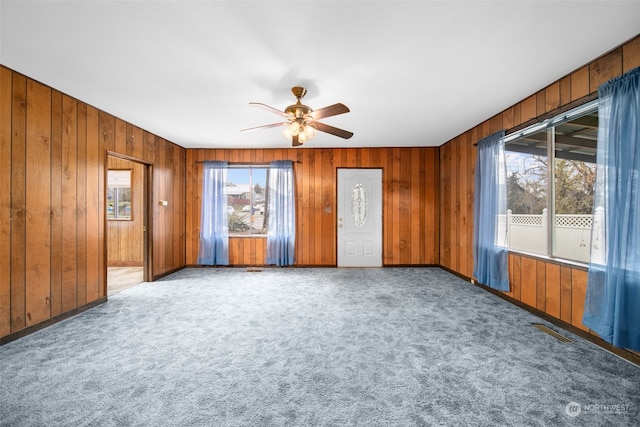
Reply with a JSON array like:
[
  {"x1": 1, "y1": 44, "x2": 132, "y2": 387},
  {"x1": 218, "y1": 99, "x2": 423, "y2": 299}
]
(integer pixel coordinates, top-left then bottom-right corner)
[
  {"x1": 227, "y1": 166, "x2": 268, "y2": 236},
  {"x1": 504, "y1": 101, "x2": 598, "y2": 263}
]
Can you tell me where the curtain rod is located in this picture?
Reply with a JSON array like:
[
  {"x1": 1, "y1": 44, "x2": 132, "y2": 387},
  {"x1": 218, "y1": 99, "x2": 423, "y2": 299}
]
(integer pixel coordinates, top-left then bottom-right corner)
[{"x1": 194, "y1": 161, "x2": 301, "y2": 165}]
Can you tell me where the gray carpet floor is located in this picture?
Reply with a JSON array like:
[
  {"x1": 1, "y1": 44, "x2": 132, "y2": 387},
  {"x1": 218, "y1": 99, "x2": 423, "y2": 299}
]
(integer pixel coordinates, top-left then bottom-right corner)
[{"x1": 1, "y1": 267, "x2": 639, "y2": 426}]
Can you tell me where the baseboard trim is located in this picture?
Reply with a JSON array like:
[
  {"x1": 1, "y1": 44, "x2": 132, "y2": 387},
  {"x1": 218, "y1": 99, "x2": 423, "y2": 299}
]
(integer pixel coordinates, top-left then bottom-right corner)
[
  {"x1": 108, "y1": 261, "x2": 143, "y2": 267},
  {"x1": 438, "y1": 265, "x2": 640, "y2": 367},
  {"x1": 0, "y1": 297, "x2": 107, "y2": 346},
  {"x1": 152, "y1": 266, "x2": 185, "y2": 281}
]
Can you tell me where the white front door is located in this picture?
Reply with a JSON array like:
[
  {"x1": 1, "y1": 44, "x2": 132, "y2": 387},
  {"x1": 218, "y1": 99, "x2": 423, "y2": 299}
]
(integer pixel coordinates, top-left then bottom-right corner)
[{"x1": 337, "y1": 168, "x2": 382, "y2": 267}]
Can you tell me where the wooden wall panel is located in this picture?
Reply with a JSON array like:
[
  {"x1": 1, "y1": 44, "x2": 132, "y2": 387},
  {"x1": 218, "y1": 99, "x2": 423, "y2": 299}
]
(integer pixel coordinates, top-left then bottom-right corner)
[
  {"x1": 520, "y1": 95, "x2": 537, "y2": 123},
  {"x1": 61, "y1": 94, "x2": 78, "y2": 313},
  {"x1": 570, "y1": 66, "x2": 590, "y2": 102},
  {"x1": 535, "y1": 260, "x2": 546, "y2": 311},
  {"x1": 10, "y1": 73, "x2": 27, "y2": 332},
  {"x1": 559, "y1": 76, "x2": 572, "y2": 106},
  {"x1": 520, "y1": 256, "x2": 537, "y2": 308},
  {"x1": 450, "y1": 139, "x2": 459, "y2": 271},
  {"x1": 50, "y1": 90, "x2": 63, "y2": 317},
  {"x1": 76, "y1": 102, "x2": 88, "y2": 308},
  {"x1": 571, "y1": 269, "x2": 589, "y2": 332},
  {"x1": 25, "y1": 79, "x2": 52, "y2": 326},
  {"x1": 622, "y1": 36, "x2": 640, "y2": 72},
  {"x1": 1, "y1": 65, "x2": 186, "y2": 341},
  {"x1": 560, "y1": 266, "x2": 573, "y2": 324},
  {"x1": 439, "y1": 143, "x2": 451, "y2": 269},
  {"x1": 589, "y1": 48, "x2": 622, "y2": 94},
  {"x1": 0, "y1": 67, "x2": 12, "y2": 336},
  {"x1": 185, "y1": 147, "x2": 440, "y2": 266},
  {"x1": 85, "y1": 106, "x2": 100, "y2": 302}
]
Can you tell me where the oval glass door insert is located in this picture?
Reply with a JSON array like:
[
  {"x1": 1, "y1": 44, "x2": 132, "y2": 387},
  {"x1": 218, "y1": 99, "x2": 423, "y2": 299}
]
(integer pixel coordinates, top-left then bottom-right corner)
[{"x1": 351, "y1": 183, "x2": 368, "y2": 228}]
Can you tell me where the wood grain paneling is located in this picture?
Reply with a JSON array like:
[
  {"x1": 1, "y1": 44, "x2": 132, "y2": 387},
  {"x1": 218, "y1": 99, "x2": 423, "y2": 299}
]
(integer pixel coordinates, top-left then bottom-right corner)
[
  {"x1": 570, "y1": 66, "x2": 590, "y2": 102},
  {"x1": 559, "y1": 76, "x2": 572, "y2": 106},
  {"x1": 50, "y1": 90, "x2": 63, "y2": 317},
  {"x1": 520, "y1": 257, "x2": 537, "y2": 308},
  {"x1": 535, "y1": 260, "x2": 546, "y2": 311},
  {"x1": 25, "y1": 79, "x2": 51, "y2": 326},
  {"x1": 623, "y1": 36, "x2": 640, "y2": 72},
  {"x1": 185, "y1": 147, "x2": 440, "y2": 266},
  {"x1": 9, "y1": 129, "x2": 26, "y2": 332},
  {"x1": 1, "y1": 65, "x2": 185, "y2": 340},
  {"x1": 590, "y1": 49, "x2": 622, "y2": 93},
  {"x1": 560, "y1": 266, "x2": 573, "y2": 324},
  {"x1": 571, "y1": 269, "x2": 588, "y2": 332},
  {"x1": 0, "y1": 67, "x2": 12, "y2": 336},
  {"x1": 86, "y1": 105, "x2": 100, "y2": 302},
  {"x1": 61, "y1": 94, "x2": 78, "y2": 313}
]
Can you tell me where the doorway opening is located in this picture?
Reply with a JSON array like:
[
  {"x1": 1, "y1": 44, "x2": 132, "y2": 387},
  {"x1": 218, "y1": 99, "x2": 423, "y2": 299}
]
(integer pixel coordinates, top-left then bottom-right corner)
[{"x1": 106, "y1": 154, "x2": 151, "y2": 296}]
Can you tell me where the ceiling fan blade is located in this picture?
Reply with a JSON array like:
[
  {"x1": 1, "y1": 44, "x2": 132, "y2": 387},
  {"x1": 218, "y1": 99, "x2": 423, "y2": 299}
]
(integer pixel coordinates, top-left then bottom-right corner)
[
  {"x1": 249, "y1": 102, "x2": 290, "y2": 118},
  {"x1": 292, "y1": 134, "x2": 303, "y2": 147},
  {"x1": 309, "y1": 103, "x2": 350, "y2": 120},
  {"x1": 315, "y1": 122, "x2": 354, "y2": 139},
  {"x1": 241, "y1": 122, "x2": 288, "y2": 133}
]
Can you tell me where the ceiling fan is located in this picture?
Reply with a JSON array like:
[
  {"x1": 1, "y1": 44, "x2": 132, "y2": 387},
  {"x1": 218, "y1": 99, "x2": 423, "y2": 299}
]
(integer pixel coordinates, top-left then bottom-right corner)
[{"x1": 241, "y1": 86, "x2": 353, "y2": 146}]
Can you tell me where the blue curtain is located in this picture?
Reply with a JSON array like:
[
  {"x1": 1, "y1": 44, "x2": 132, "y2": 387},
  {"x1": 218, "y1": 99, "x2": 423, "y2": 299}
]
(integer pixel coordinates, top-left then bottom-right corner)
[
  {"x1": 473, "y1": 130, "x2": 509, "y2": 291},
  {"x1": 197, "y1": 161, "x2": 229, "y2": 265},
  {"x1": 266, "y1": 160, "x2": 296, "y2": 266},
  {"x1": 583, "y1": 67, "x2": 640, "y2": 351}
]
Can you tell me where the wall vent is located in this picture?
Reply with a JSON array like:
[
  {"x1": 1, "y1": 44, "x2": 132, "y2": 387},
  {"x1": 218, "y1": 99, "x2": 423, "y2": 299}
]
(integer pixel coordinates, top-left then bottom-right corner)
[{"x1": 533, "y1": 323, "x2": 572, "y2": 343}]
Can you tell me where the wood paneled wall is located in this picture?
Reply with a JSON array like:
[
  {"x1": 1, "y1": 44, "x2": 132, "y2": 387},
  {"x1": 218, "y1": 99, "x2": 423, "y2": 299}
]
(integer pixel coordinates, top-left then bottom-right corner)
[
  {"x1": 107, "y1": 157, "x2": 144, "y2": 266},
  {"x1": 0, "y1": 65, "x2": 185, "y2": 340},
  {"x1": 439, "y1": 35, "x2": 640, "y2": 335},
  {"x1": 185, "y1": 147, "x2": 440, "y2": 266},
  {"x1": 507, "y1": 253, "x2": 589, "y2": 332}
]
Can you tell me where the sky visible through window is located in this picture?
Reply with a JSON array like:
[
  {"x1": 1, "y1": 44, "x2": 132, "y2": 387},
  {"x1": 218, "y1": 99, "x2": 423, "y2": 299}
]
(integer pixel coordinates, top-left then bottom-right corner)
[
  {"x1": 227, "y1": 168, "x2": 266, "y2": 185},
  {"x1": 506, "y1": 152, "x2": 532, "y2": 176}
]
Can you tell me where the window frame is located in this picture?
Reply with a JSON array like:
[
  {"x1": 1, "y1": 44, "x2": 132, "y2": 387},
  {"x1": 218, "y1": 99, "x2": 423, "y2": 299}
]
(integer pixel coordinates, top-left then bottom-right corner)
[
  {"x1": 107, "y1": 169, "x2": 132, "y2": 221},
  {"x1": 226, "y1": 164, "x2": 269, "y2": 238},
  {"x1": 504, "y1": 100, "x2": 598, "y2": 265}
]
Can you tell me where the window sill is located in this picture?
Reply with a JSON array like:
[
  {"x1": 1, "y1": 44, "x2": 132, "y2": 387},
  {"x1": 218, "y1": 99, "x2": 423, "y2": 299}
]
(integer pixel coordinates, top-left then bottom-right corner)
[{"x1": 508, "y1": 249, "x2": 589, "y2": 270}]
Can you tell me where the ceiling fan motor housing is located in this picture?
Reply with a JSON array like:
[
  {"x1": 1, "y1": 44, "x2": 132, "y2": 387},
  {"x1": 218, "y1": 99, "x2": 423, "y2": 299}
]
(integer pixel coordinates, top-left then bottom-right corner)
[{"x1": 285, "y1": 87, "x2": 313, "y2": 120}]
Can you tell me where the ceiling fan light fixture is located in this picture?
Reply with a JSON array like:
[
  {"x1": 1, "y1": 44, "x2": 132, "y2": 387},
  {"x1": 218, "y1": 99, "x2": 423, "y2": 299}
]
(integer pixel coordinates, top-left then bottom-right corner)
[
  {"x1": 304, "y1": 123, "x2": 317, "y2": 140},
  {"x1": 290, "y1": 121, "x2": 301, "y2": 136},
  {"x1": 298, "y1": 132, "x2": 308, "y2": 144},
  {"x1": 244, "y1": 86, "x2": 352, "y2": 147}
]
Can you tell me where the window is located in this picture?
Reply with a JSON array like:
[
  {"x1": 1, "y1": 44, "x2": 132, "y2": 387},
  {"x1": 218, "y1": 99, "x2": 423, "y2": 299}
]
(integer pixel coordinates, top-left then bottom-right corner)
[
  {"x1": 227, "y1": 166, "x2": 268, "y2": 237},
  {"x1": 505, "y1": 101, "x2": 597, "y2": 263},
  {"x1": 107, "y1": 169, "x2": 132, "y2": 220}
]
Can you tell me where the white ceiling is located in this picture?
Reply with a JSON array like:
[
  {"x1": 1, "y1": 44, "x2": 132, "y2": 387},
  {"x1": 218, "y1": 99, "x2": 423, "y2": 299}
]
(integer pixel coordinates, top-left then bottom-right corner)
[{"x1": 1, "y1": 1, "x2": 639, "y2": 149}]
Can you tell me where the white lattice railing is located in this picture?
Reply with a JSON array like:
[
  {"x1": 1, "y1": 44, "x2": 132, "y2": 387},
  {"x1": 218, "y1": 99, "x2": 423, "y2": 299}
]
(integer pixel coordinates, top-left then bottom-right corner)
[
  {"x1": 506, "y1": 209, "x2": 599, "y2": 263},
  {"x1": 555, "y1": 214, "x2": 593, "y2": 228},
  {"x1": 509, "y1": 214, "x2": 543, "y2": 226}
]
